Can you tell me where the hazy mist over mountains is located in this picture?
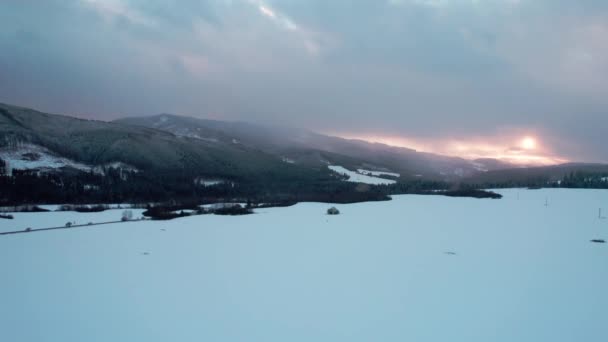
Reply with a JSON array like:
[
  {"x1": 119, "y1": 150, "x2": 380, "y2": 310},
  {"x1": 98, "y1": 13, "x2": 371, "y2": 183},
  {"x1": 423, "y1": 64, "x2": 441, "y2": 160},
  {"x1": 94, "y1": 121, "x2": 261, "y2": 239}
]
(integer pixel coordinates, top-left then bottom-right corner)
[
  {"x1": 3, "y1": 102, "x2": 607, "y2": 184},
  {"x1": 1, "y1": 1, "x2": 607, "y2": 162},
  {"x1": 0, "y1": 103, "x2": 500, "y2": 180}
]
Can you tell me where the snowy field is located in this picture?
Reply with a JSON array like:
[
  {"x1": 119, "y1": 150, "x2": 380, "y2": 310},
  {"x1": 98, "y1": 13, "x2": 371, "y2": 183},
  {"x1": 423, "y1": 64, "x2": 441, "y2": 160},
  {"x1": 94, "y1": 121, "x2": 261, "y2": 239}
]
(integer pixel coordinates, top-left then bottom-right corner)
[
  {"x1": 0, "y1": 189, "x2": 607, "y2": 342},
  {"x1": 0, "y1": 208, "x2": 146, "y2": 233}
]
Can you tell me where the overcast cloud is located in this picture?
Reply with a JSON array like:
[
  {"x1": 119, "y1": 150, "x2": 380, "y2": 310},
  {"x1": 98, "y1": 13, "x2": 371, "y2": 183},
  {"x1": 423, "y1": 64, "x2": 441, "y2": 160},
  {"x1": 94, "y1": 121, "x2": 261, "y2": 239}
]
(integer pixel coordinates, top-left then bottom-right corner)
[{"x1": 1, "y1": 0, "x2": 607, "y2": 162}]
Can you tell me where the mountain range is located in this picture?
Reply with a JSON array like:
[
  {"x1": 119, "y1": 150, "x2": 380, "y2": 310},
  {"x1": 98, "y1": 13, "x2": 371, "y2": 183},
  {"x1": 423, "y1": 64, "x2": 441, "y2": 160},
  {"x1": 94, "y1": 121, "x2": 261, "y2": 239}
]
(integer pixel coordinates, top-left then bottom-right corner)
[
  {"x1": 115, "y1": 113, "x2": 514, "y2": 180},
  {"x1": 1, "y1": 102, "x2": 608, "y2": 203}
]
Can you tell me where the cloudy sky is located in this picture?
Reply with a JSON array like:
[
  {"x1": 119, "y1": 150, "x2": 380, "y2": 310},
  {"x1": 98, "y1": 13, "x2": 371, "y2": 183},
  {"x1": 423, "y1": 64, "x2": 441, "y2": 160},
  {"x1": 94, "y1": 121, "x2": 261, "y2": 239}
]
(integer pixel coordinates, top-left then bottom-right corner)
[{"x1": 1, "y1": 0, "x2": 607, "y2": 163}]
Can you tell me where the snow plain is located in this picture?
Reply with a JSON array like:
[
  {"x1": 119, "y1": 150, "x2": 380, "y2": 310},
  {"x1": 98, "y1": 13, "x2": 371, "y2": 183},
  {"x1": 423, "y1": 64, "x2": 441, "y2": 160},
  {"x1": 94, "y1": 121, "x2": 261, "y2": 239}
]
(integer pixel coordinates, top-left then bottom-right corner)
[
  {"x1": 0, "y1": 209, "x2": 146, "y2": 233},
  {"x1": 0, "y1": 189, "x2": 607, "y2": 342}
]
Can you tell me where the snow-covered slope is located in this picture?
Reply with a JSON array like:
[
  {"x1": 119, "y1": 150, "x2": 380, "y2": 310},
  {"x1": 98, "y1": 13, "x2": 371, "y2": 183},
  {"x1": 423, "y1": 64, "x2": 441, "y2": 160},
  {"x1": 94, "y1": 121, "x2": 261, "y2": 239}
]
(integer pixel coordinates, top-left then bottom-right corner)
[
  {"x1": 0, "y1": 189, "x2": 606, "y2": 341},
  {"x1": 0, "y1": 144, "x2": 91, "y2": 173},
  {"x1": 328, "y1": 165, "x2": 397, "y2": 185},
  {"x1": 0, "y1": 144, "x2": 138, "y2": 175},
  {"x1": 193, "y1": 177, "x2": 227, "y2": 187},
  {"x1": 356, "y1": 168, "x2": 400, "y2": 178},
  {"x1": 116, "y1": 112, "x2": 521, "y2": 180}
]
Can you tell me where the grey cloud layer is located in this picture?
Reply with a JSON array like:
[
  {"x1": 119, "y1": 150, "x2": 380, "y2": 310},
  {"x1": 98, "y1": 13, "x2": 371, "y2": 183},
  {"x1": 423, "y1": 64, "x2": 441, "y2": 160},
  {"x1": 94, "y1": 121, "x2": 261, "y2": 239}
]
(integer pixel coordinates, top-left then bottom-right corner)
[{"x1": 0, "y1": 0, "x2": 606, "y2": 161}]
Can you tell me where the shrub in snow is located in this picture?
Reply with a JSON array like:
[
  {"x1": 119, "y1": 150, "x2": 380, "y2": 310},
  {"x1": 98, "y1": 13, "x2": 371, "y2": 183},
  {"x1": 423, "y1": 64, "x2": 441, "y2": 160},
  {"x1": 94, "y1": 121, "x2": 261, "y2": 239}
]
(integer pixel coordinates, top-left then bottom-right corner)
[
  {"x1": 327, "y1": 207, "x2": 340, "y2": 215},
  {"x1": 435, "y1": 189, "x2": 502, "y2": 199},
  {"x1": 142, "y1": 207, "x2": 191, "y2": 220},
  {"x1": 122, "y1": 210, "x2": 133, "y2": 221}
]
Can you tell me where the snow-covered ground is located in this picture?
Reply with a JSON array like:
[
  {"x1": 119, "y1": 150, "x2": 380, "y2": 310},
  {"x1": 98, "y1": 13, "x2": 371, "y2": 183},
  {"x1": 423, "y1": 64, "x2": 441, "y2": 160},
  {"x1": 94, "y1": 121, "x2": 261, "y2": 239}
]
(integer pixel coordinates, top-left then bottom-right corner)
[
  {"x1": 0, "y1": 144, "x2": 91, "y2": 173},
  {"x1": 0, "y1": 209, "x2": 146, "y2": 233},
  {"x1": 329, "y1": 165, "x2": 397, "y2": 185},
  {"x1": 356, "y1": 168, "x2": 400, "y2": 178},
  {"x1": 193, "y1": 177, "x2": 226, "y2": 187},
  {"x1": 0, "y1": 144, "x2": 138, "y2": 175},
  {"x1": 1, "y1": 189, "x2": 607, "y2": 342}
]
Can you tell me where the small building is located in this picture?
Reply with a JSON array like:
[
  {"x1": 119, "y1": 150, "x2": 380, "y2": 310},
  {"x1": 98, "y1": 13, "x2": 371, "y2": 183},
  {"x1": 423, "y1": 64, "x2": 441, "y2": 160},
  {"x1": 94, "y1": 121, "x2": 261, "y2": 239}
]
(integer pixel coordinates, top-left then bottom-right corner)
[{"x1": 327, "y1": 207, "x2": 340, "y2": 215}]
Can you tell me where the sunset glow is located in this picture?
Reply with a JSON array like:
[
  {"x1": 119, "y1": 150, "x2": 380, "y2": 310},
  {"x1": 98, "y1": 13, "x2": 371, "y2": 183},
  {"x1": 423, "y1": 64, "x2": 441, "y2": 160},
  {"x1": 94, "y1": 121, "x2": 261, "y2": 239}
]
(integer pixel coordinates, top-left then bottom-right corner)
[
  {"x1": 333, "y1": 133, "x2": 567, "y2": 166},
  {"x1": 521, "y1": 137, "x2": 537, "y2": 150}
]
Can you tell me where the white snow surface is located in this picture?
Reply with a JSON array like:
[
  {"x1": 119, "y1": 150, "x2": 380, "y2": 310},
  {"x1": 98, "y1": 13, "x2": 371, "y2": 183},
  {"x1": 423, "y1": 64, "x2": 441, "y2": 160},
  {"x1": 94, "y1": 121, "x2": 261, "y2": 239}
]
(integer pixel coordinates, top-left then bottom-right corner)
[
  {"x1": 0, "y1": 144, "x2": 138, "y2": 174},
  {"x1": 93, "y1": 162, "x2": 139, "y2": 174},
  {"x1": 200, "y1": 202, "x2": 247, "y2": 210},
  {"x1": 0, "y1": 209, "x2": 146, "y2": 232},
  {"x1": 202, "y1": 180, "x2": 224, "y2": 187},
  {"x1": 194, "y1": 178, "x2": 225, "y2": 187},
  {"x1": 328, "y1": 165, "x2": 397, "y2": 185},
  {"x1": 1, "y1": 189, "x2": 607, "y2": 342},
  {"x1": 282, "y1": 157, "x2": 296, "y2": 164},
  {"x1": 471, "y1": 161, "x2": 489, "y2": 172},
  {"x1": 356, "y1": 168, "x2": 400, "y2": 178},
  {"x1": 0, "y1": 144, "x2": 91, "y2": 172}
]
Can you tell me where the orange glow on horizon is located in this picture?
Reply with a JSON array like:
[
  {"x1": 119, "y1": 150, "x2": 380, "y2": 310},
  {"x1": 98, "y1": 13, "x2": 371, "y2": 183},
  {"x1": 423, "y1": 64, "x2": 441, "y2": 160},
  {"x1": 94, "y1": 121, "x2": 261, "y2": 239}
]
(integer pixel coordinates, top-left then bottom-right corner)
[
  {"x1": 330, "y1": 133, "x2": 567, "y2": 166},
  {"x1": 521, "y1": 137, "x2": 537, "y2": 150}
]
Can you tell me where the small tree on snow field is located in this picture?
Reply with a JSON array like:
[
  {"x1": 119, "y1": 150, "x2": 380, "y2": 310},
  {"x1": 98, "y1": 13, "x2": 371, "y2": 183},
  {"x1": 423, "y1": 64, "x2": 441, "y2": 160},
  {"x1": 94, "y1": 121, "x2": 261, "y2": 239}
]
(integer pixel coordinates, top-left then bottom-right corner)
[
  {"x1": 327, "y1": 207, "x2": 340, "y2": 215},
  {"x1": 122, "y1": 210, "x2": 133, "y2": 221}
]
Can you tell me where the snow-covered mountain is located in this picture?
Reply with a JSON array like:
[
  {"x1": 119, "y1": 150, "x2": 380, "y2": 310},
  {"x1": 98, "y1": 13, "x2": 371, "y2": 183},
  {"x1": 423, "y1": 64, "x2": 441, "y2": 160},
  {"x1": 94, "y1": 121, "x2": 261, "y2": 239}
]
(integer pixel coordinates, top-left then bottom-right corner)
[
  {"x1": 116, "y1": 113, "x2": 510, "y2": 180},
  {"x1": 3, "y1": 102, "x2": 606, "y2": 189},
  {"x1": 0, "y1": 103, "x2": 312, "y2": 180}
]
